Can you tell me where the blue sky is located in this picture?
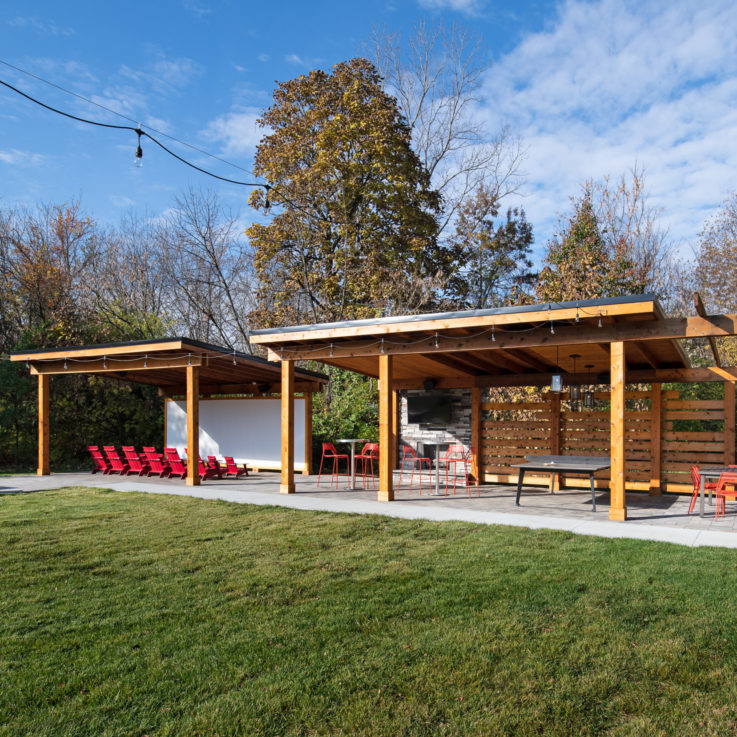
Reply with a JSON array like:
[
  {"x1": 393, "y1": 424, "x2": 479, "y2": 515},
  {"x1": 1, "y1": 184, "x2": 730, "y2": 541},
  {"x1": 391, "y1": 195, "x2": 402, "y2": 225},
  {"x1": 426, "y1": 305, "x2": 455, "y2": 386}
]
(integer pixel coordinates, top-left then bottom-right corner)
[{"x1": 0, "y1": 0, "x2": 735, "y2": 260}]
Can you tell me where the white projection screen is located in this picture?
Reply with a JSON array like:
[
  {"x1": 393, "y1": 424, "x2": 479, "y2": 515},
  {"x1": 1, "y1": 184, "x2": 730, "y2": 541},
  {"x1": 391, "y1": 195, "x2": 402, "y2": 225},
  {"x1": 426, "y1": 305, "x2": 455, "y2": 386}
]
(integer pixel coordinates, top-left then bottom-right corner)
[{"x1": 165, "y1": 397, "x2": 306, "y2": 471}]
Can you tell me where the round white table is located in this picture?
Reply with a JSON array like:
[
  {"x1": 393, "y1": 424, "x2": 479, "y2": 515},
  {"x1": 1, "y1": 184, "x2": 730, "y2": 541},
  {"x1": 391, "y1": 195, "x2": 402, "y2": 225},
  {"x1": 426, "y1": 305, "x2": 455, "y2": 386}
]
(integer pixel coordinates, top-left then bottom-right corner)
[{"x1": 337, "y1": 438, "x2": 369, "y2": 490}]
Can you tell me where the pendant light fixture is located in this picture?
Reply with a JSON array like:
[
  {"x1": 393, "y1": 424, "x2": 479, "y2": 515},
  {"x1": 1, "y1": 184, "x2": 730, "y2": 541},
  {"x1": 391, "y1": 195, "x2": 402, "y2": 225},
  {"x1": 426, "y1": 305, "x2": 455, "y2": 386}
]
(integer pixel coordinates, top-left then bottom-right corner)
[
  {"x1": 569, "y1": 354, "x2": 581, "y2": 402},
  {"x1": 583, "y1": 364, "x2": 595, "y2": 408},
  {"x1": 551, "y1": 343, "x2": 562, "y2": 392}
]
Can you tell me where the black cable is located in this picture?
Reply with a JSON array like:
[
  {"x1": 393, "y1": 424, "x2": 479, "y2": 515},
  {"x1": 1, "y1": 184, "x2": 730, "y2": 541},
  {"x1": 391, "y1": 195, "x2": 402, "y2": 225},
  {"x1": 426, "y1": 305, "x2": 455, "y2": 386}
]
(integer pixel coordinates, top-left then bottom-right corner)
[
  {"x1": 0, "y1": 77, "x2": 268, "y2": 190},
  {"x1": 0, "y1": 57, "x2": 259, "y2": 178}
]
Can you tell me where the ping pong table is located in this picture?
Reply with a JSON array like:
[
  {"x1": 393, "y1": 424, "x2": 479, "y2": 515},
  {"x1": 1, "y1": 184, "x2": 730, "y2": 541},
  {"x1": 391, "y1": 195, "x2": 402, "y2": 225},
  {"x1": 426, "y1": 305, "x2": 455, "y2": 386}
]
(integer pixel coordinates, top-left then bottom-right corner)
[{"x1": 512, "y1": 454, "x2": 611, "y2": 512}]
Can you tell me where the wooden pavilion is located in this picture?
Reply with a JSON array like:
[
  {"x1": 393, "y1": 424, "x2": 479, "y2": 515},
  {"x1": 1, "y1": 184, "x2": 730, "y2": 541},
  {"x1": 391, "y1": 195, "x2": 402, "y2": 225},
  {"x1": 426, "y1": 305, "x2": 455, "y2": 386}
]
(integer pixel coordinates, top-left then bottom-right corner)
[
  {"x1": 10, "y1": 337, "x2": 327, "y2": 486},
  {"x1": 250, "y1": 294, "x2": 737, "y2": 521}
]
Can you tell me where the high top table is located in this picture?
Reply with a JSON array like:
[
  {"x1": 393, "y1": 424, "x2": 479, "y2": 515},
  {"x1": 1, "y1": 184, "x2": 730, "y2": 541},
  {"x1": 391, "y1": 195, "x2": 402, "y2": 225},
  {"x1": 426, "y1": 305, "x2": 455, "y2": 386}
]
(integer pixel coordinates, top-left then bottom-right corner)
[{"x1": 337, "y1": 438, "x2": 369, "y2": 490}]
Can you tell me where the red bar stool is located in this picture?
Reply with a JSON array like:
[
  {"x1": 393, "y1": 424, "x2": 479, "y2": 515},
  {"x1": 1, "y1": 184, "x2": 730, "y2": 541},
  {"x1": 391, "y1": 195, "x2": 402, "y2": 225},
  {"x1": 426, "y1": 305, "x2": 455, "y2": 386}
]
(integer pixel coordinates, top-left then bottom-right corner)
[
  {"x1": 398, "y1": 444, "x2": 432, "y2": 493},
  {"x1": 355, "y1": 443, "x2": 380, "y2": 490},
  {"x1": 317, "y1": 442, "x2": 349, "y2": 488}
]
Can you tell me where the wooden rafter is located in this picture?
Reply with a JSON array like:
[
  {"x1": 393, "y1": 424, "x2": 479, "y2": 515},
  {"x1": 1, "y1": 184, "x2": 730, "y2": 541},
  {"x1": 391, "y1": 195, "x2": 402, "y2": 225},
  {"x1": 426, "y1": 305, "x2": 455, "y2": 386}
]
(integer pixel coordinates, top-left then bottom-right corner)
[{"x1": 694, "y1": 292, "x2": 722, "y2": 367}]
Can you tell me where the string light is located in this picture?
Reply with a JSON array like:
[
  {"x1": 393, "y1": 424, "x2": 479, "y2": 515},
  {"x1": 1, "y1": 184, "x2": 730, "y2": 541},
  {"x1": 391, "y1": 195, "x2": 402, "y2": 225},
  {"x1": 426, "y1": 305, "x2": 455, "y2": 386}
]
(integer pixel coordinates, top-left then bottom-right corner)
[
  {"x1": 329, "y1": 343, "x2": 334, "y2": 357},
  {"x1": 134, "y1": 126, "x2": 143, "y2": 167},
  {"x1": 435, "y1": 332, "x2": 439, "y2": 348},
  {"x1": 63, "y1": 358, "x2": 67, "y2": 369},
  {"x1": 232, "y1": 349, "x2": 237, "y2": 366},
  {"x1": 598, "y1": 314, "x2": 603, "y2": 328},
  {"x1": 381, "y1": 338, "x2": 385, "y2": 353},
  {"x1": 491, "y1": 324, "x2": 496, "y2": 342},
  {"x1": 187, "y1": 353, "x2": 191, "y2": 366},
  {"x1": 144, "y1": 354, "x2": 148, "y2": 368},
  {"x1": 103, "y1": 356, "x2": 107, "y2": 369}
]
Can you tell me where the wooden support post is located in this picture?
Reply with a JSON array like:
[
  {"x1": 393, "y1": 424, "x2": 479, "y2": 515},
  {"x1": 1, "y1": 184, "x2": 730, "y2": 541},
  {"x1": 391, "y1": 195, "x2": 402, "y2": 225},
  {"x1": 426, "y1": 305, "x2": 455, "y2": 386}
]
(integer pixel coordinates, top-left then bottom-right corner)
[
  {"x1": 471, "y1": 386, "x2": 481, "y2": 482},
  {"x1": 186, "y1": 365, "x2": 200, "y2": 486},
  {"x1": 37, "y1": 373, "x2": 50, "y2": 476},
  {"x1": 725, "y1": 381, "x2": 736, "y2": 465},
  {"x1": 280, "y1": 360, "x2": 295, "y2": 494},
  {"x1": 609, "y1": 342, "x2": 627, "y2": 520},
  {"x1": 378, "y1": 354, "x2": 394, "y2": 502},
  {"x1": 549, "y1": 392, "x2": 561, "y2": 491},
  {"x1": 649, "y1": 383, "x2": 662, "y2": 495},
  {"x1": 391, "y1": 389, "x2": 399, "y2": 470},
  {"x1": 303, "y1": 392, "x2": 313, "y2": 475}
]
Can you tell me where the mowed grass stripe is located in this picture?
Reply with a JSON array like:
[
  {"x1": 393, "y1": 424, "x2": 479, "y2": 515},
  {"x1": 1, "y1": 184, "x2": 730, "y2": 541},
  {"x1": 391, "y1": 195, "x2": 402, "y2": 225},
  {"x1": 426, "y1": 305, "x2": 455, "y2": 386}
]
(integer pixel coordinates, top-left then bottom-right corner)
[{"x1": 2, "y1": 487, "x2": 737, "y2": 736}]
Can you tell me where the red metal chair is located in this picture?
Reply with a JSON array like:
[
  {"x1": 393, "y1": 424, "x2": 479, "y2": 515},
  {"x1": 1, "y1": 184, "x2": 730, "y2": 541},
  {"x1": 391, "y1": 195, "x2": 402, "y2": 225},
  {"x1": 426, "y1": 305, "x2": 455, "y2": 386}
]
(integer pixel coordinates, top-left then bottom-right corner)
[
  {"x1": 87, "y1": 446, "x2": 110, "y2": 474},
  {"x1": 317, "y1": 442, "x2": 349, "y2": 488},
  {"x1": 144, "y1": 450, "x2": 171, "y2": 478},
  {"x1": 440, "y1": 445, "x2": 466, "y2": 495},
  {"x1": 689, "y1": 465, "x2": 718, "y2": 514},
  {"x1": 223, "y1": 456, "x2": 249, "y2": 478},
  {"x1": 715, "y1": 472, "x2": 737, "y2": 519},
  {"x1": 164, "y1": 448, "x2": 187, "y2": 479},
  {"x1": 122, "y1": 446, "x2": 150, "y2": 476},
  {"x1": 445, "y1": 447, "x2": 480, "y2": 497},
  {"x1": 355, "y1": 443, "x2": 380, "y2": 490},
  {"x1": 103, "y1": 446, "x2": 130, "y2": 475},
  {"x1": 398, "y1": 444, "x2": 431, "y2": 493}
]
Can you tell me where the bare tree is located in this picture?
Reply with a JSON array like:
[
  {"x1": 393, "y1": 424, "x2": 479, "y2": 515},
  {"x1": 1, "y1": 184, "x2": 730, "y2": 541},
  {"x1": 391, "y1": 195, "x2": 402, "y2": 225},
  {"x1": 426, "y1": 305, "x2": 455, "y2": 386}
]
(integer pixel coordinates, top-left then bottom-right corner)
[
  {"x1": 158, "y1": 188, "x2": 256, "y2": 352},
  {"x1": 588, "y1": 166, "x2": 673, "y2": 302},
  {"x1": 370, "y1": 20, "x2": 525, "y2": 235},
  {"x1": 87, "y1": 214, "x2": 173, "y2": 339}
]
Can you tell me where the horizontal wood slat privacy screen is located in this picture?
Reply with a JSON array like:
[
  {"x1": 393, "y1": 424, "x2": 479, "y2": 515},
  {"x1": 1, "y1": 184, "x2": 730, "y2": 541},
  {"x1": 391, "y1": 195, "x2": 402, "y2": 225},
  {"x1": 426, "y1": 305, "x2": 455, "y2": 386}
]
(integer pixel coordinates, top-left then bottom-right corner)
[{"x1": 479, "y1": 387, "x2": 735, "y2": 493}]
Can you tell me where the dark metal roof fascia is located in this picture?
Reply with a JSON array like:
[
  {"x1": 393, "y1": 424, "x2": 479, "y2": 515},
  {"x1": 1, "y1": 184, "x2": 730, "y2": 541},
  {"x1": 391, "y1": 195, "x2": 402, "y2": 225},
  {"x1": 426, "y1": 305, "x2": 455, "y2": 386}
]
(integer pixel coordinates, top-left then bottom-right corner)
[{"x1": 251, "y1": 293, "x2": 660, "y2": 337}]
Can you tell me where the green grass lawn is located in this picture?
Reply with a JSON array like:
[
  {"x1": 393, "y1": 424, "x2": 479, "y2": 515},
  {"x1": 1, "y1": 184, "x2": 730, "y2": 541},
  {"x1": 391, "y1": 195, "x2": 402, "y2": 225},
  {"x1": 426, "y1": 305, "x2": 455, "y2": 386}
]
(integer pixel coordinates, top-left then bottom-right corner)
[{"x1": 2, "y1": 489, "x2": 737, "y2": 737}]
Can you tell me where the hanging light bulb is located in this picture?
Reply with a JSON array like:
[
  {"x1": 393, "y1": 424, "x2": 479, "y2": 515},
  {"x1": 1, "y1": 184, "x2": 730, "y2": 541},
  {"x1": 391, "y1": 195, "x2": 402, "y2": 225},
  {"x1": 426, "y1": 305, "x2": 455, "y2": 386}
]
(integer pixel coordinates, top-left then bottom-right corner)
[{"x1": 134, "y1": 125, "x2": 143, "y2": 168}]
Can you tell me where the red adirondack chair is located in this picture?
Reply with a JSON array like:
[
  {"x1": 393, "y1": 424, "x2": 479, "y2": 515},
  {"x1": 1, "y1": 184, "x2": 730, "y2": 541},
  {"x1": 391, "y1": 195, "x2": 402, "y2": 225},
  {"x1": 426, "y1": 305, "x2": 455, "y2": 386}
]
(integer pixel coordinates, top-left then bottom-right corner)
[
  {"x1": 164, "y1": 448, "x2": 187, "y2": 479},
  {"x1": 103, "y1": 446, "x2": 130, "y2": 474},
  {"x1": 87, "y1": 445, "x2": 110, "y2": 474},
  {"x1": 122, "y1": 446, "x2": 150, "y2": 476},
  {"x1": 206, "y1": 456, "x2": 226, "y2": 480},
  {"x1": 223, "y1": 456, "x2": 249, "y2": 478},
  {"x1": 144, "y1": 450, "x2": 171, "y2": 478}
]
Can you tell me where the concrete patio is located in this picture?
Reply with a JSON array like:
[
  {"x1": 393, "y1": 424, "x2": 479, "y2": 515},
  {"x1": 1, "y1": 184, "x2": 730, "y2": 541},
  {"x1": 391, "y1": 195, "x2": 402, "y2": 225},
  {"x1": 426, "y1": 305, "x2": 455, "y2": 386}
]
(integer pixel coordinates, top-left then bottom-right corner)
[{"x1": 3, "y1": 469, "x2": 737, "y2": 548}]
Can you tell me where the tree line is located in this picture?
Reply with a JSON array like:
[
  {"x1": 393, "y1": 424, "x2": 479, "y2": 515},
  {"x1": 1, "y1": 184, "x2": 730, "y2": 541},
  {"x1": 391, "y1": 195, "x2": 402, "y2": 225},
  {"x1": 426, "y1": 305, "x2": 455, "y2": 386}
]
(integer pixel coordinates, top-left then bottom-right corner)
[{"x1": 1, "y1": 23, "x2": 735, "y2": 469}]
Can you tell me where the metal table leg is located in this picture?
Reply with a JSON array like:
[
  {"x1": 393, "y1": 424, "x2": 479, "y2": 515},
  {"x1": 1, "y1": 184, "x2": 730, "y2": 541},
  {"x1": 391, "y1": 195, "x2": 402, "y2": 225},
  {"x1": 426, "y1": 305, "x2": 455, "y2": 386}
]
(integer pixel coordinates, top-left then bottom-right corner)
[
  {"x1": 516, "y1": 469, "x2": 525, "y2": 505},
  {"x1": 590, "y1": 472, "x2": 597, "y2": 512},
  {"x1": 700, "y1": 474, "x2": 705, "y2": 517}
]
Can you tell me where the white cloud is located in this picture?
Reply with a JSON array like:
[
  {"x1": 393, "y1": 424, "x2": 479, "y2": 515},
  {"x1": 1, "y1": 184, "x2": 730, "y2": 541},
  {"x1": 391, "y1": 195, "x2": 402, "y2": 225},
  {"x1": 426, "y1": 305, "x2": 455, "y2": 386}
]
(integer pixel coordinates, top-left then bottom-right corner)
[
  {"x1": 257, "y1": 54, "x2": 270, "y2": 63},
  {"x1": 201, "y1": 108, "x2": 264, "y2": 155},
  {"x1": 110, "y1": 195, "x2": 136, "y2": 207},
  {"x1": 477, "y1": 0, "x2": 737, "y2": 254},
  {"x1": 0, "y1": 149, "x2": 44, "y2": 166},
  {"x1": 8, "y1": 16, "x2": 75, "y2": 36},
  {"x1": 417, "y1": 0, "x2": 485, "y2": 16}
]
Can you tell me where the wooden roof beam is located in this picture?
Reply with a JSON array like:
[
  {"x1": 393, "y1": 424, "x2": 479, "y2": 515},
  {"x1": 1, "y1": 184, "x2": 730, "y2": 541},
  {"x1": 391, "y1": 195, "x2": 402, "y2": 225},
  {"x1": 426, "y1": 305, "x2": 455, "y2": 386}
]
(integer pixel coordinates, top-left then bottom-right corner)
[
  {"x1": 29, "y1": 355, "x2": 206, "y2": 375},
  {"x1": 695, "y1": 292, "x2": 722, "y2": 367},
  {"x1": 391, "y1": 365, "x2": 737, "y2": 390}
]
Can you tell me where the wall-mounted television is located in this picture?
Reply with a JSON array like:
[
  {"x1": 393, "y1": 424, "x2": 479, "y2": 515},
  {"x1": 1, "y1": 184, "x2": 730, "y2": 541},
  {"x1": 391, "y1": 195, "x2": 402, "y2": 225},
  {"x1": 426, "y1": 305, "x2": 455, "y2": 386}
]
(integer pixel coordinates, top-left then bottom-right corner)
[{"x1": 407, "y1": 391, "x2": 453, "y2": 425}]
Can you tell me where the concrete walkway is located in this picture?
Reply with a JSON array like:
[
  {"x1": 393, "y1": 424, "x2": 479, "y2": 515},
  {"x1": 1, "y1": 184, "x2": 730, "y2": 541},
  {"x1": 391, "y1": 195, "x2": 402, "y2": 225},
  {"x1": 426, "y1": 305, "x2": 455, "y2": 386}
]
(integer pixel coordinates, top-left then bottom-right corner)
[{"x1": 3, "y1": 472, "x2": 737, "y2": 549}]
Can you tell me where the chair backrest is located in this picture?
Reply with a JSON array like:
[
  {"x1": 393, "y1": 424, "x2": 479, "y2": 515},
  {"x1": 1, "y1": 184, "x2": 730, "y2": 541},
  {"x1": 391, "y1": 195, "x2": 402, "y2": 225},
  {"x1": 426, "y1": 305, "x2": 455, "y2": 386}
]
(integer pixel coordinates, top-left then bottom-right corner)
[
  {"x1": 145, "y1": 451, "x2": 167, "y2": 473},
  {"x1": 122, "y1": 446, "x2": 146, "y2": 471},
  {"x1": 401, "y1": 444, "x2": 417, "y2": 460},
  {"x1": 367, "y1": 443, "x2": 380, "y2": 458},
  {"x1": 717, "y1": 472, "x2": 737, "y2": 492},
  {"x1": 164, "y1": 448, "x2": 186, "y2": 473},
  {"x1": 207, "y1": 456, "x2": 222, "y2": 471},
  {"x1": 142, "y1": 446, "x2": 156, "y2": 454},
  {"x1": 690, "y1": 465, "x2": 700, "y2": 492},
  {"x1": 224, "y1": 456, "x2": 239, "y2": 472},
  {"x1": 103, "y1": 445, "x2": 128, "y2": 470},
  {"x1": 444, "y1": 444, "x2": 466, "y2": 460},
  {"x1": 88, "y1": 446, "x2": 109, "y2": 470},
  {"x1": 322, "y1": 442, "x2": 339, "y2": 457}
]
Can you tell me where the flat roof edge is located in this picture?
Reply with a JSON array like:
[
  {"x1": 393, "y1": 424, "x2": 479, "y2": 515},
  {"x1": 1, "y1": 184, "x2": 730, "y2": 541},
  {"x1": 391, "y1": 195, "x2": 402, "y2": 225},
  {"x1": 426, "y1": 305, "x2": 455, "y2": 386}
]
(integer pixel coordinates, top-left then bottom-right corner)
[{"x1": 251, "y1": 293, "x2": 660, "y2": 336}]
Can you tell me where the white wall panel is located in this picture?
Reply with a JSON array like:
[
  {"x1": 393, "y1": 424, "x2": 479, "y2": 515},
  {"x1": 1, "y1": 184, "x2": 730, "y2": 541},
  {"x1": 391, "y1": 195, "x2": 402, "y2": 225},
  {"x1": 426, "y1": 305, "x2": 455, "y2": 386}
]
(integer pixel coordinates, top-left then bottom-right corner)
[{"x1": 166, "y1": 398, "x2": 306, "y2": 470}]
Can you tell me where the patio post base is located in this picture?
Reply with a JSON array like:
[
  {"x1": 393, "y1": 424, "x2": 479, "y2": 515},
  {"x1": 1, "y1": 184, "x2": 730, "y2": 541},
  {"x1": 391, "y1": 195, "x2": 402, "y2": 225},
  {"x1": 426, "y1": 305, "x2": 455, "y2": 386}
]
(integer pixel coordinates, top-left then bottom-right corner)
[{"x1": 609, "y1": 507, "x2": 627, "y2": 521}]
